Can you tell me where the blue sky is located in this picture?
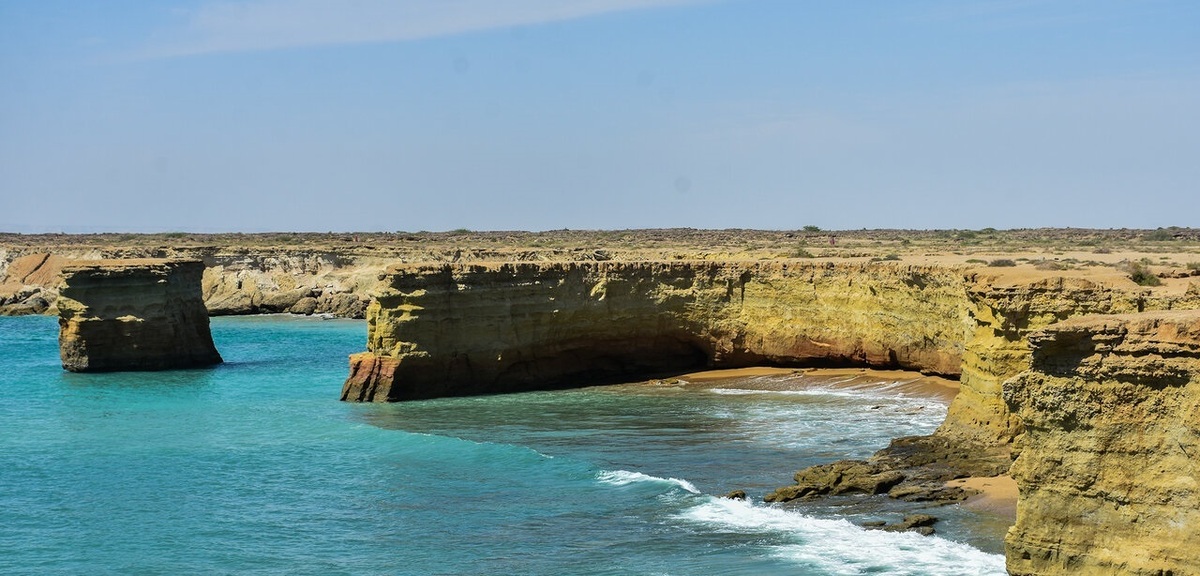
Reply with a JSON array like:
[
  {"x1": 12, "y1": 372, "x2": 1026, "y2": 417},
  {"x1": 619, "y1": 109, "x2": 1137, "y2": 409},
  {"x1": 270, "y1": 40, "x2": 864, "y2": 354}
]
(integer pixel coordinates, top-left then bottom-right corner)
[{"x1": 1, "y1": 0, "x2": 1197, "y2": 233}]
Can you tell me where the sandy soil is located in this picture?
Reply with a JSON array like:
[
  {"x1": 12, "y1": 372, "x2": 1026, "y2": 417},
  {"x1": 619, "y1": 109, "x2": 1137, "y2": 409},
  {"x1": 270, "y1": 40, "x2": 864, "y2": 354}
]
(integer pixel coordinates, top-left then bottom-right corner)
[{"x1": 947, "y1": 475, "x2": 1019, "y2": 520}]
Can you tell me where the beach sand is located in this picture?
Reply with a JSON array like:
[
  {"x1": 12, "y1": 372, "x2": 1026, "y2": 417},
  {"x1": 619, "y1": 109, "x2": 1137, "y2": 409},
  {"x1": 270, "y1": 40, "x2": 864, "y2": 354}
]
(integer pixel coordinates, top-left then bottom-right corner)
[{"x1": 948, "y1": 475, "x2": 1018, "y2": 520}]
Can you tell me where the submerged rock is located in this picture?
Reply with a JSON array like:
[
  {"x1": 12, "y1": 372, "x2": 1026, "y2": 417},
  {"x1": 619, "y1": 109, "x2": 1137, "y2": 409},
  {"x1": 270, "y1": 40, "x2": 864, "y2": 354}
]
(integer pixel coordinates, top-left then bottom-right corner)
[
  {"x1": 877, "y1": 514, "x2": 939, "y2": 536},
  {"x1": 57, "y1": 259, "x2": 222, "y2": 372}
]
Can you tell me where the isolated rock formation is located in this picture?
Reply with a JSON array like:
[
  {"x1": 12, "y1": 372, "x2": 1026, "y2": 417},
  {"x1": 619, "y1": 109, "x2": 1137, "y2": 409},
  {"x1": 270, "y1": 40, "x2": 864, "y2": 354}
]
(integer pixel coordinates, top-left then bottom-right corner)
[
  {"x1": 342, "y1": 261, "x2": 971, "y2": 401},
  {"x1": 1003, "y1": 310, "x2": 1200, "y2": 575},
  {"x1": 57, "y1": 259, "x2": 222, "y2": 372}
]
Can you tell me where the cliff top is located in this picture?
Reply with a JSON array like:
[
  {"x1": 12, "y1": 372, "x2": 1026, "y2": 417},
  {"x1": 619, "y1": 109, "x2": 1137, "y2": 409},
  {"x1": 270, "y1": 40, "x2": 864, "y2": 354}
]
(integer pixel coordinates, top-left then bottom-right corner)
[
  {"x1": 4, "y1": 228, "x2": 1199, "y2": 296},
  {"x1": 61, "y1": 258, "x2": 202, "y2": 271}
]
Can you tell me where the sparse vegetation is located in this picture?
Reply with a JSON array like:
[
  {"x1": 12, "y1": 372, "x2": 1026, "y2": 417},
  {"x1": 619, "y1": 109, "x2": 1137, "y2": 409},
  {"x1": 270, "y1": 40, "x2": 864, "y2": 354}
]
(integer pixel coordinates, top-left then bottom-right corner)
[
  {"x1": 793, "y1": 248, "x2": 815, "y2": 258},
  {"x1": 1145, "y1": 228, "x2": 1177, "y2": 241},
  {"x1": 1124, "y1": 262, "x2": 1163, "y2": 286}
]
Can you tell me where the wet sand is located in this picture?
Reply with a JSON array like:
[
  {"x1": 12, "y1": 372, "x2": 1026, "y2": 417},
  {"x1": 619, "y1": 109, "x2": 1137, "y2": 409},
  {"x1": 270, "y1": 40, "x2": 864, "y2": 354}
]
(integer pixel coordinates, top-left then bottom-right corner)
[{"x1": 676, "y1": 366, "x2": 960, "y2": 403}]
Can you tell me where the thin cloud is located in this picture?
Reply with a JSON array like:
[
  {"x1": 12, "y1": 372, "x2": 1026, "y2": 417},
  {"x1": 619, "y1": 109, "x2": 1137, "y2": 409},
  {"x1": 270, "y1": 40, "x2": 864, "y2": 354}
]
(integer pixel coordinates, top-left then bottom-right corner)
[{"x1": 140, "y1": 0, "x2": 712, "y2": 58}]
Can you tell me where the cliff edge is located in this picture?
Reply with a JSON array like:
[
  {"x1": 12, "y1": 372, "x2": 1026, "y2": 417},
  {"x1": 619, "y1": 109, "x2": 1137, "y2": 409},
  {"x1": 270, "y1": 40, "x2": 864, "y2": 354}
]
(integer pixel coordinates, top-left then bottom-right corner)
[
  {"x1": 342, "y1": 260, "x2": 970, "y2": 401},
  {"x1": 1003, "y1": 310, "x2": 1200, "y2": 575},
  {"x1": 58, "y1": 259, "x2": 223, "y2": 372}
]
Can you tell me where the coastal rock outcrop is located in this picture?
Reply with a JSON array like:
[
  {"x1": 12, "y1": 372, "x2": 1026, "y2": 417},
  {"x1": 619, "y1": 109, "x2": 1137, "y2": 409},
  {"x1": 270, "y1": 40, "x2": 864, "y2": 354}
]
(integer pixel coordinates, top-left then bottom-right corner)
[
  {"x1": 0, "y1": 252, "x2": 65, "y2": 315},
  {"x1": 57, "y1": 259, "x2": 222, "y2": 372},
  {"x1": 768, "y1": 277, "x2": 1197, "y2": 509},
  {"x1": 1, "y1": 246, "x2": 383, "y2": 318},
  {"x1": 1003, "y1": 310, "x2": 1200, "y2": 576},
  {"x1": 342, "y1": 261, "x2": 971, "y2": 401}
]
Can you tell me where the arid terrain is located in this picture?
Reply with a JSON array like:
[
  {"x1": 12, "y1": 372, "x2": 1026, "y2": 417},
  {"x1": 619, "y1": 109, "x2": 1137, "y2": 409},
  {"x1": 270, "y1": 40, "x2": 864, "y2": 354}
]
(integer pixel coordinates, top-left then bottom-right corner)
[{"x1": 4, "y1": 227, "x2": 1199, "y2": 317}]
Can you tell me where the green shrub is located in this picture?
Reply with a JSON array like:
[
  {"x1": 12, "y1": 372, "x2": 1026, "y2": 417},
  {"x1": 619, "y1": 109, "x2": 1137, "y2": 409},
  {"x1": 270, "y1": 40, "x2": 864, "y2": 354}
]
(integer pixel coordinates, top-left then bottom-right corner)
[
  {"x1": 1144, "y1": 228, "x2": 1177, "y2": 241},
  {"x1": 1188, "y1": 262, "x2": 1200, "y2": 271},
  {"x1": 794, "y1": 248, "x2": 815, "y2": 258},
  {"x1": 965, "y1": 258, "x2": 986, "y2": 264},
  {"x1": 1126, "y1": 262, "x2": 1162, "y2": 286},
  {"x1": 802, "y1": 225, "x2": 821, "y2": 232},
  {"x1": 988, "y1": 259, "x2": 1017, "y2": 267}
]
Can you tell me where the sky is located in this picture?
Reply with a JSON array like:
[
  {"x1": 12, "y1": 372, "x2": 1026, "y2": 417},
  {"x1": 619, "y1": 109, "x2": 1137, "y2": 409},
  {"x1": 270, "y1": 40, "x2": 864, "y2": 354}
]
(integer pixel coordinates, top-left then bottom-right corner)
[{"x1": 1, "y1": 0, "x2": 1197, "y2": 233}]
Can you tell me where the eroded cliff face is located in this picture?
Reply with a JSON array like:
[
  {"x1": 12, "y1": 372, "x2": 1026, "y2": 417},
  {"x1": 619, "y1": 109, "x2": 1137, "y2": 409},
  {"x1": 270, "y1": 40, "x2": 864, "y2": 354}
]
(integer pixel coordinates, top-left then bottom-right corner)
[
  {"x1": 57, "y1": 259, "x2": 222, "y2": 372},
  {"x1": 1, "y1": 247, "x2": 386, "y2": 318},
  {"x1": 1003, "y1": 311, "x2": 1200, "y2": 576},
  {"x1": 343, "y1": 261, "x2": 973, "y2": 401},
  {"x1": 939, "y1": 278, "x2": 1157, "y2": 448}
]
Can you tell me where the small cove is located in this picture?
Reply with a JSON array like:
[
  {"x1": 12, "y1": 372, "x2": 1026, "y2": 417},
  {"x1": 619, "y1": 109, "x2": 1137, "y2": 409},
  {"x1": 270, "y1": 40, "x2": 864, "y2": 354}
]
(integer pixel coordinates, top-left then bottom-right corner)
[{"x1": 0, "y1": 314, "x2": 1006, "y2": 575}]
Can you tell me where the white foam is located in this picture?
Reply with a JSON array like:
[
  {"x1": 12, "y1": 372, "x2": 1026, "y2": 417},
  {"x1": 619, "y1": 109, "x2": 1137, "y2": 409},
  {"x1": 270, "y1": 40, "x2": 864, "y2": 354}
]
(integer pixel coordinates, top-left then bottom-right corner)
[
  {"x1": 678, "y1": 497, "x2": 1006, "y2": 576},
  {"x1": 596, "y1": 469, "x2": 701, "y2": 494}
]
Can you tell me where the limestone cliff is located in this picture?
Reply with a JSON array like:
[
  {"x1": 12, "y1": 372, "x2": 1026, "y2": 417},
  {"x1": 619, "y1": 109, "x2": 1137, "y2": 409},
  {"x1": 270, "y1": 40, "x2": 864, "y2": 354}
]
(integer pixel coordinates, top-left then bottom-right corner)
[
  {"x1": 57, "y1": 259, "x2": 222, "y2": 372},
  {"x1": 343, "y1": 261, "x2": 972, "y2": 401},
  {"x1": 1003, "y1": 311, "x2": 1200, "y2": 576},
  {"x1": 939, "y1": 277, "x2": 1154, "y2": 448},
  {"x1": 1, "y1": 247, "x2": 386, "y2": 318}
]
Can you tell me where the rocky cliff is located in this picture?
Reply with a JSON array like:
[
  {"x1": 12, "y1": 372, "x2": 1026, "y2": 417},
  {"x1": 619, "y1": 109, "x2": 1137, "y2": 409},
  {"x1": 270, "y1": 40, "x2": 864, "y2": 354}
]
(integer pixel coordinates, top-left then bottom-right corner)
[
  {"x1": 343, "y1": 261, "x2": 972, "y2": 401},
  {"x1": 57, "y1": 259, "x2": 223, "y2": 372},
  {"x1": 1003, "y1": 311, "x2": 1200, "y2": 576},
  {"x1": 939, "y1": 277, "x2": 1157, "y2": 448},
  {"x1": 346, "y1": 260, "x2": 1200, "y2": 572},
  {"x1": 1, "y1": 247, "x2": 387, "y2": 318}
]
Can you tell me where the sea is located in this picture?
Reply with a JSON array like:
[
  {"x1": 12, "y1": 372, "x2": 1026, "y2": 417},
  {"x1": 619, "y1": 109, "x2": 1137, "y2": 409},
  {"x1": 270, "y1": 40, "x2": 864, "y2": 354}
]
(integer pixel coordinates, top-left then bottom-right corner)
[{"x1": 0, "y1": 314, "x2": 1008, "y2": 575}]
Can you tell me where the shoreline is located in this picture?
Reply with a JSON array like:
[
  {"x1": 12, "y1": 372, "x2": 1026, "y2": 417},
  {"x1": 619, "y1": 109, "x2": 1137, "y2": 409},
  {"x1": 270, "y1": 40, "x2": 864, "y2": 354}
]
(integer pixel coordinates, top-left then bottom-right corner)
[{"x1": 676, "y1": 366, "x2": 960, "y2": 403}]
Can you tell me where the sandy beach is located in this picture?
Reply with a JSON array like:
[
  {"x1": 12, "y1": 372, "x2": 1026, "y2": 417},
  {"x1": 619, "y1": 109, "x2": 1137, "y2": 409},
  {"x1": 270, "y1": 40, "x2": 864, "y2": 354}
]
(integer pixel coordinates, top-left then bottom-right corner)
[{"x1": 948, "y1": 475, "x2": 1019, "y2": 520}]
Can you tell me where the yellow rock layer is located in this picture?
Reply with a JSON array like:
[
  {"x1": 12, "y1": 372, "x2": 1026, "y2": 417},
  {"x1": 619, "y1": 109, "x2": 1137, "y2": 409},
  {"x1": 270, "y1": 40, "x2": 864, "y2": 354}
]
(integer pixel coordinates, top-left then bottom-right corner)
[
  {"x1": 57, "y1": 259, "x2": 222, "y2": 372},
  {"x1": 1004, "y1": 310, "x2": 1200, "y2": 575},
  {"x1": 344, "y1": 261, "x2": 972, "y2": 401}
]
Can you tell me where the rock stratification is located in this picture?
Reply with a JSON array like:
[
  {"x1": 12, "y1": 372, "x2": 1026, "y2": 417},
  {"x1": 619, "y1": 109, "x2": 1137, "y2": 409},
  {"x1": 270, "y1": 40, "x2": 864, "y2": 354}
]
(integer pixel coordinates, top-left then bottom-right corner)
[
  {"x1": 939, "y1": 277, "x2": 1157, "y2": 448},
  {"x1": 1003, "y1": 310, "x2": 1200, "y2": 576},
  {"x1": 342, "y1": 261, "x2": 971, "y2": 401},
  {"x1": 57, "y1": 259, "x2": 222, "y2": 372}
]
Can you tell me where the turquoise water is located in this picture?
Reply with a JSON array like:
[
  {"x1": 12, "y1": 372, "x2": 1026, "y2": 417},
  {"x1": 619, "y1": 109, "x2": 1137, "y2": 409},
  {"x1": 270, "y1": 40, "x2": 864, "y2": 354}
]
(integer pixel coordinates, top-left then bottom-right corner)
[{"x1": 0, "y1": 315, "x2": 1006, "y2": 575}]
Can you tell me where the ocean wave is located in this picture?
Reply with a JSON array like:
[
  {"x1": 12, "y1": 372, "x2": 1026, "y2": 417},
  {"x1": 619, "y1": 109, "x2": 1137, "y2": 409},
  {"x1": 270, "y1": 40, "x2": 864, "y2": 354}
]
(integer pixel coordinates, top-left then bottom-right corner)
[
  {"x1": 677, "y1": 497, "x2": 1006, "y2": 576},
  {"x1": 596, "y1": 469, "x2": 701, "y2": 494}
]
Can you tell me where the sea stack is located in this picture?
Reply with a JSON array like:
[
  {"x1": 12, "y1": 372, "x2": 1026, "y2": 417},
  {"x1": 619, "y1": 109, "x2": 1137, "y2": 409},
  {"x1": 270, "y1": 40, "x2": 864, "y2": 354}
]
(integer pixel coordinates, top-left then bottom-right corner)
[{"x1": 57, "y1": 259, "x2": 222, "y2": 372}]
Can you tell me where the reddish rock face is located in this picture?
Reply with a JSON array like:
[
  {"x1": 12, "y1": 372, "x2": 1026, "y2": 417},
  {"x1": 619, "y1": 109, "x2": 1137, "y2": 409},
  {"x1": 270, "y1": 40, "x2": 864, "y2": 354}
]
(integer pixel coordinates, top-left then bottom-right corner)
[{"x1": 57, "y1": 259, "x2": 222, "y2": 372}]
